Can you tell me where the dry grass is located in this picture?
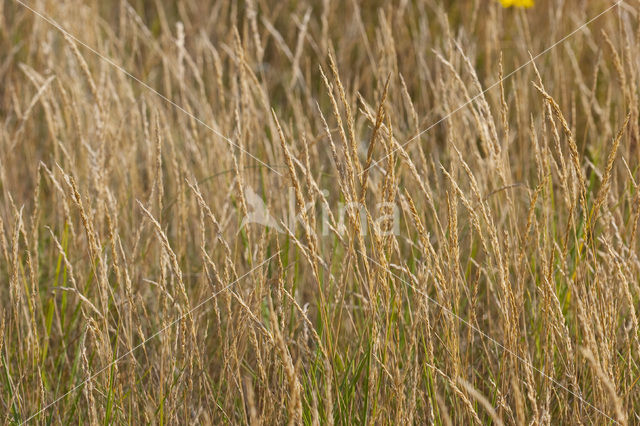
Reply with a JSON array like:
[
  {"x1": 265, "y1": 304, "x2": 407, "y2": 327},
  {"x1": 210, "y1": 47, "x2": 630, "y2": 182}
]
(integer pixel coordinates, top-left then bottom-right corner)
[{"x1": 1, "y1": 0, "x2": 640, "y2": 424}]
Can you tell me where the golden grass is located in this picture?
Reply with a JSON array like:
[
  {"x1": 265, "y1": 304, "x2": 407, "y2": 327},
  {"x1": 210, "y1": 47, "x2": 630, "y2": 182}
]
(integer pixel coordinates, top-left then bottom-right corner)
[{"x1": 1, "y1": 0, "x2": 639, "y2": 424}]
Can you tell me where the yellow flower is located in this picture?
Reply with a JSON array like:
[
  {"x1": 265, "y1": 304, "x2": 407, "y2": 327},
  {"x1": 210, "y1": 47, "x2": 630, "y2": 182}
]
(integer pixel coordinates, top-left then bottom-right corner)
[{"x1": 499, "y1": 0, "x2": 534, "y2": 7}]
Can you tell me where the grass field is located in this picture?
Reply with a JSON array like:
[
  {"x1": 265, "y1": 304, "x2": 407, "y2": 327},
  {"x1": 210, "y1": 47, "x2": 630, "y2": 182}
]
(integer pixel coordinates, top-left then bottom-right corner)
[{"x1": 1, "y1": 0, "x2": 639, "y2": 424}]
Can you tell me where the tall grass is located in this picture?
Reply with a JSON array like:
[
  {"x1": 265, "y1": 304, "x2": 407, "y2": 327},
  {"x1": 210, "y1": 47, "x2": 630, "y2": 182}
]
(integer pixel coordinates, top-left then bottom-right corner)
[{"x1": 1, "y1": 0, "x2": 639, "y2": 424}]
